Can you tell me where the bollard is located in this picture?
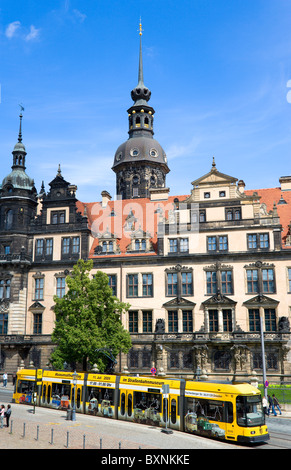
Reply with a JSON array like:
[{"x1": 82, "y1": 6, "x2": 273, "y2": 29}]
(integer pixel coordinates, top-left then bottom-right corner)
[
  {"x1": 9, "y1": 420, "x2": 13, "y2": 434},
  {"x1": 66, "y1": 431, "x2": 69, "y2": 448},
  {"x1": 83, "y1": 434, "x2": 86, "y2": 449},
  {"x1": 36, "y1": 425, "x2": 39, "y2": 441},
  {"x1": 100, "y1": 437, "x2": 102, "y2": 449},
  {"x1": 23, "y1": 422, "x2": 26, "y2": 438},
  {"x1": 119, "y1": 441, "x2": 121, "y2": 449},
  {"x1": 50, "y1": 428, "x2": 54, "y2": 445}
]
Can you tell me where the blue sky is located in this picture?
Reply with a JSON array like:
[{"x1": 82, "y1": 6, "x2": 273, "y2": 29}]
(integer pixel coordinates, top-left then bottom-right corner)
[{"x1": 1, "y1": 0, "x2": 291, "y2": 202}]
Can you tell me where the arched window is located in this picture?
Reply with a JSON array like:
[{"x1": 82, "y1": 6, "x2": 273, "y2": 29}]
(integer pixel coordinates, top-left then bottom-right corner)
[{"x1": 5, "y1": 210, "x2": 13, "y2": 230}]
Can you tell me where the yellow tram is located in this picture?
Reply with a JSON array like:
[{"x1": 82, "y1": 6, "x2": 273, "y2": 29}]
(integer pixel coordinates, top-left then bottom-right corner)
[{"x1": 12, "y1": 369, "x2": 269, "y2": 444}]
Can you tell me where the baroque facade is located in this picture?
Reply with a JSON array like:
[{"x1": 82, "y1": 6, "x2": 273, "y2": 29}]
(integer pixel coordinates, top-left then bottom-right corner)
[{"x1": 1, "y1": 29, "x2": 291, "y2": 383}]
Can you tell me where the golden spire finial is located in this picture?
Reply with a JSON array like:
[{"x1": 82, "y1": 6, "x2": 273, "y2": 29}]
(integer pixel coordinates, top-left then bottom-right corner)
[{"x1": 139, "y1": 18, "x2": 143, "y2": 36}]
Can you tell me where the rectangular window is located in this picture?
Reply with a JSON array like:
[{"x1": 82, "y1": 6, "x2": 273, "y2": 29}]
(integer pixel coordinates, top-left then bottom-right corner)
[
  {"x1": 108, "y1": 274, "x2": 117, "y2": 296},
  {"x1": 207, "y1": 236, "x2": 216, "y2": 251},
  {"x1": 0, "y1": 279, "x2": 10, "y2": 299},
  {"x1": 167, "y1": 273, "x2": 178, "y2": 296},
  {"x1": 56, "y1": 277, "x2": 66, "y2": 298},
  {"x1": 182, "y1": 310, "x2": 193, "y2": 332},
  {"x1": 264, "y1": 308, "x2": 276, "y2": 332},
  {"x1": 36, "y1": 239, "x2": 44, "y2": 256},
  {"x1": 142, "y1": 274, "x2": 153, "y2": 297},
  {"x1": 51, "y1": 211, "x2": 65, "y2": 224},
  {"x1": 262, "y1": 269, "x2": 275, "y2": 293},
  {"x1": 288, "y1": 268, "x2": 291, "y2": 293},
  {"x1": 168, "y1": 310, "x2": 178, "y2": 332},
  {"x1": 221, "y1": 270, "x2": 233, "y2": 294},
  {"x1": 62, "y1": 237, "x2": 70, "y2": 255},
  {"x1": 169, "y1": 239, "x2": 178, "y2": 253},
  {"x1": 128, "y1": 274, "x2": 138, "y2": 297},
  {"x1": 35, "y1": 278, "x2": 44, "y2": 300},
  {"x1": 72, "y1": 237, "x2": 80, "y2": 254},
  {"x1": 247, "y1": 234, "x2": 257, "y2": 249},
  {"x1": 0, "y1": 313, "x2": 8, "y2": 335},
  {"x1": 223, "y1": 310, "x2": 232, "y2": 332},
  {"x1": 182, "y1": 272, "x2": 193, "y2": 295},
  {"x1": 33, "y1": 313, "x2": 42, "y2": 334},
  {"x1": 180, "y1": 238, "x2": 189, "y2": 252},
  {"x1": 4, "y1": 245, "x2": 10, "y2": 255},
  {"x1": 219, "y1": 236, "x2": 228, "y2": 251},
  {"x1": 46, "y1": 238, "x2": 53, "y2": 256},
  {"x1": 259, "y1": 234, "x2": 269, "y2": 249},
  {"x1": 249, "y1": 309, "x2": 260, "y2": 332},
  {"x1": 209, "y1": 309, "x2": 218, "y2": 332},
  {"x1": 143, "y1": 311, "x2": 152, "y2": 333},
  {"x1": 246, "y1": 269, "x2": 258, "y2": 293},
  {"x1": 129, "y1": 311, "x2": 138, "y2": 332},
  {"x1": 206, "y1": 271, "x2": 217, "y2": 295}
]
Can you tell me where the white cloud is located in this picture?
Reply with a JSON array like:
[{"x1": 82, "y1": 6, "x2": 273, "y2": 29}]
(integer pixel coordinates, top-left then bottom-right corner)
[
  {"x1": 73, "y1": 9, "x2": 86, "y2": 23},
  {"x1": 25, "y1": 25, "x2": 40, "y2": 41},
  {"x1": 5, "y1": 21, "x2": 21, "y2": 39}
]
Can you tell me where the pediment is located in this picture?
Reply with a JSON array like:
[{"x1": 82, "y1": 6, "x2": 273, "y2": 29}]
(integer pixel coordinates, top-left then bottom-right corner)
[
  {"x1": 202, "y1": 293, "x2": 237, "y2": 306},
  {"x1": 29, "y1": 301, "x2": 45, "y2": 310},
  {"x1": 191, "y1": 168, "x2": 237, "y2": 187},
  {"x1": 243, "y1": 295, "x2": 279, "y2": 306},
  {"x1": 163, "y1": 297, "x2": 196, "y2": 308}
]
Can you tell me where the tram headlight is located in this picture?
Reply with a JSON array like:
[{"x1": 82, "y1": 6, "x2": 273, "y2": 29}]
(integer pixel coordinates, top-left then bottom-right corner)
[{"x1": 250, "y1": 431, "x2": 256, "y2": 434}]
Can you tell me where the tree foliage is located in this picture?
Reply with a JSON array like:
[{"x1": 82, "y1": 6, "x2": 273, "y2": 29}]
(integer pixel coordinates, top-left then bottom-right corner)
[{"x1": 50, "y1": 259, "x2": 132, "y2": 372}]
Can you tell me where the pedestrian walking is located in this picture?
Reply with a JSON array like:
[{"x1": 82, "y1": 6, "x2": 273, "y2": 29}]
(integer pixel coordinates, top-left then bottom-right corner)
[
  {"x1": 0, "y1": 405, "x2": 5, "y2": 428},
  {"x1": 2, "y1": 372, "x2": 7, "y2": 387},
  {"x1": 268, "y1": 395, "x2": 277, "y2": 416},
  {"x1": 262, "y1": 396, "x2": 269, "y2": 416},
  {"x1": 272, "y1": 394, "x2": 282, "y2": 415},
  {"x1": 5, "y1": 404, "x2": 11, "y2": 427}
]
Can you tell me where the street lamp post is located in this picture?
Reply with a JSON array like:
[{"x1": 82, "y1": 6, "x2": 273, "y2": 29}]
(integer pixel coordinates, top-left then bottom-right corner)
[{"x1": 72, "y1": 370, "x2": 77, "y2": 421}]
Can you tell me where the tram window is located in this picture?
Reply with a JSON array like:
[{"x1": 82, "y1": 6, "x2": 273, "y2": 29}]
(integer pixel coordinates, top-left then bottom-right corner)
[
  {"x1": 133, "y1": 391, "x2": 161, "y2": 412},
  {"x1": 186, "y1": 397, "x2": 225, "y2": 423},
  {"x1": 236, "y1": 395, "x2": 264, "y2": 427},
  {"x1": 163, "y1": 398, "x2": 168, "y2": 422},
  {"x1": 121, "y1": 393, "x2": 125, "y2": 415},
  {"x1": 42, "y1": 384, "x2": 46, "y2": 403},
  {"x1": 226, "y1": 402, "x2": 233, "y2": 423},
  {"x1": 171, "y1": 399, "x2": 177, "y2": 424},
  {"x1": 47, "y1": 385, "x2": 51, "y2": 404},
  {"x1": 86, "y1": 387, "x2": 114, "y2": 405},
  {"x1": 77, "y1": 389, "x2": 81, "y2": 408},
  {"x1": 17, "y1": 380, "x2": 34, "y2": 394},
  {"x1": 128, "y1": 394, "x2": 132, "y2": 417},
  {"x1": 52, "y1": 382, "x2": 71, "y2": 400}
]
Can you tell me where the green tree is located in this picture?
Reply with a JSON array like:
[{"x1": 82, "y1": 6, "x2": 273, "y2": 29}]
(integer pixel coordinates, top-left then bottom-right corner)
[{"x1": 50, "y1": 259, "x2": 132, "y2": 372}]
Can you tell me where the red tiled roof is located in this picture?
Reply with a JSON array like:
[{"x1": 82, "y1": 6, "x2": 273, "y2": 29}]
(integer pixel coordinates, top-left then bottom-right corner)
[
  {"x1": 245, "y1": 187, "x2": 291, "y2": 248},
  {"x1": 76, "y1": 186, "x2": 291, "y2": 257}
]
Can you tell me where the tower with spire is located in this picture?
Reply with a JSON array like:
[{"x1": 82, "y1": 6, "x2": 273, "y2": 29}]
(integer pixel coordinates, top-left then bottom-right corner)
[
  {"x1": 112, "y1": 21, "x2": 170, "y2": 199},
  {"x1": 0, "y1": 110, "x2": 37, "y2": 236}
]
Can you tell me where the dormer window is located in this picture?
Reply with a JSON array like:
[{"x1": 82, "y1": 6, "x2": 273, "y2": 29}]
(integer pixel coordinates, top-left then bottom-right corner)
[{"x1": 51, "y1": 211, "x2": 65, "y2": 224}]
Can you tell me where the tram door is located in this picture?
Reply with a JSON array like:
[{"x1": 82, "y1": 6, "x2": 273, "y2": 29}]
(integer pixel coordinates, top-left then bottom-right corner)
[
  {"x1": 72, "y1": 383, "x2": 83, "y2": 411},
  {"x1": 119, "y1": 390, "x2": 133, "y2": 420},
  {"x1": 163, "y1": 394, "x2": 178, "y2": 429}
]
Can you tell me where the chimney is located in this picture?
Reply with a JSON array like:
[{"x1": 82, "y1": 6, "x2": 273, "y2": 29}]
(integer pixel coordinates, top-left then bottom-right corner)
[
  {"x1": 279, "y1": 176, "x2": 291, "y2": 191},
  {"x1": 101, "y1": 190, "x2": 112, "y2": 207}
]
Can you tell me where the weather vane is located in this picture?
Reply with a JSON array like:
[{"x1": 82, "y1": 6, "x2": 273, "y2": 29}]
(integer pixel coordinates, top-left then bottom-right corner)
[{"x1": 19, "y1": 103, "x2": 25, "y2": 113}]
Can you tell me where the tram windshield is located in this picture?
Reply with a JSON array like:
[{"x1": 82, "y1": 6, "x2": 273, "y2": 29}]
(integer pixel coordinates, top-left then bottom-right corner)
[{"x1": 236, "y1": 395, "x2": 265, "y2": 427}]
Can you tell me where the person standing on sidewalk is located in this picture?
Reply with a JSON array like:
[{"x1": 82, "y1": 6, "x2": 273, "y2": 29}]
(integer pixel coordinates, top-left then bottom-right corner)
[
  {"x1": 5, "y1": 405, "x2": 11, "y2": 427},
  {"x1": 2, "y1": 373, "x2": 7, "y2": 387},
  {"x1": 0, "y1": 405, "x2": 5, "y2": 428},
  {"x1": 272, "y1": 394, "x2": 282, "y2": 415},
  {"x1": 268, "y1": 395, "x2": 277, "y2": 416}
]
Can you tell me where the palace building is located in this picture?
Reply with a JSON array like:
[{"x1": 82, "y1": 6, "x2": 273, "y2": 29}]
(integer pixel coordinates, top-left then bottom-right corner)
[{"x1": 0, "y1": 27, "x2": 291, "y2": 383}]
